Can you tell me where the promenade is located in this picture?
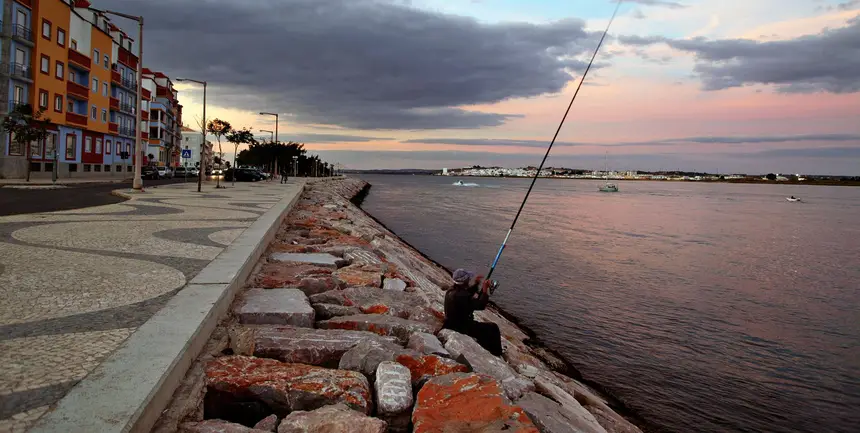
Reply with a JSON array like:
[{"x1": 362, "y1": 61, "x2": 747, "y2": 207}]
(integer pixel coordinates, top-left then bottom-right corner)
[{"x1": 0, "y1": 180, "x2": 303, "y2": 432}]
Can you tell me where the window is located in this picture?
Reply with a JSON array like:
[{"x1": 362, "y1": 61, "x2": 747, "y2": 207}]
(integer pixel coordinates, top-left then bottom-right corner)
[
  {"x1": 9, "y1": 132, "x2": 23, "y2": 155},
  {"x1": 14, "y1": 86, "x2": 24, "y2": 105},
  {"x1": 126, "y1": 143, "x2": 131, "y2": 154},
  {"x1": 46, "y1": 134, "x2": 57, "y2": 158},
  {"x1": 106, "y1": 140, "x2": 112, "y2": 154},
  {"x1": 103, "y1": 82, "x2": 108, "y2": 97},
  {"x1": 67, "y1": 100, "x2": 74, "y2": 112},
  {"x1": 116, "y1": 142, "x2": 121, "y2": 154},
  {"x1": 92, "y1": 105, "x2": 98, "y2": 120},
  {"x1": 92, "y1": 77, "x2": 98, "y2": 92},
  {"x1": 40, "y1": 55, "x2": 49, "y2": 74},
  {"x1": 66, "y1": 135, "x2": 76, "y2": 159},
  {"x1": 71, "y1": 39, "x2": 77, "y2": 50},
  {"x1": 104, "y1": 54, "x2": 109, "y2": 68},
  {"x1": 85, "y1": 137, "x2": 92, "y2": 153},
  {"x1": 55, "y1": 61, "x2": 64, "y2": 79},
  {"x1": 16, "y1": 9, "x2": 26, "y2": 29},
  {"x1": 127, "y1": 165, "x2": 133, "y2": 172},
  {"x1": 42, "y1": 19, "x2": 52, "y2": 39},
  {"x1": 94, "y1": 164, "x2": 101, "y2": 172},
  {"x1": 58, "y1": 28, "x2": 66, "y2": 46},
  {"x1": 70, "y1": 163, "x2": 78, "y2": 172},
  {"x1": 93, "y1": 49, "x2": 100, "y2": 62},
  {"x1": 84, "y1": 164, "x2": 91, "y2": 172},
  {"x1": 15, "y1": 48, "x2": 25, "y2": 68},
  {"x1": 39, "y1": 90, "x2": 49, "y2": 109},
  {"x1": 95, "y1": 138, "x2": 102, "y2": 154},
  {"x1": 102, "y1": 109, "x2": 107, "y2": 123},
  {"x1": 54, "y1": 95, "x2": 63, "y2": 112},
  {"x1": 30, "y1": 138, "x2": 43, "y2": 159},
  {"x1": 69, "y1": 69, "x2": 76, "y2": 82}
]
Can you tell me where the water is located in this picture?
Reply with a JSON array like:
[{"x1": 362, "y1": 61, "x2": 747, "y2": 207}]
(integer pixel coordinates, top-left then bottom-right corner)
[{"x1": 358, "y1": 174, "x2": 860, "y2": 433}]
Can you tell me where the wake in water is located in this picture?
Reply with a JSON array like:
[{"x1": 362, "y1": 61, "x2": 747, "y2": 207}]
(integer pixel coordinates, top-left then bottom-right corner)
[{"x1": 452, "y1": 180, "x2": 480, "y2": 187}]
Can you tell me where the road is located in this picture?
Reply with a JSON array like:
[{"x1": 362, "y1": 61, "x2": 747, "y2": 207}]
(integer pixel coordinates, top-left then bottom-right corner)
[{"x1": 0, "y1": 178, "x2": 208, "y2": 216}]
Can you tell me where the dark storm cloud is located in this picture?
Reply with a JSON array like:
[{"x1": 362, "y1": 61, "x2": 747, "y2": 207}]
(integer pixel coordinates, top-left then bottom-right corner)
[
  {"x1": 281, "y1": 133, "x2": 392, "y2": 143},
  {"x1": 401, "y1": 134, "x2": 860, "y2": 147},
  {"x1": 110, "y1": 0, "x2": 602, "y2": 130},
  {"x1": 619, "y1": 18, "x2": 860, "y2": 93}
]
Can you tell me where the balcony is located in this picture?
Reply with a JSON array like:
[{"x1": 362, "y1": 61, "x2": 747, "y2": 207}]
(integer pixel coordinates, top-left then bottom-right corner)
[
  {"x1": 67, "y1": 48, "x2": 91, "y2": 70},
  {"x1": 67, "y1": 81, "x2": 89, "y2": 100},
  {"x1": 10, "y1": 63, "x2": 32, "y2": 81},
  {"x1": 141, "y1": 111, "x2": 149, "y2": 121},
  {"x1": 111, "y1": 69, "x2": 121, "y2": 84},
  {"x1": 118, "y1": 127, "x2": 136, "y2": 137},
  {"x1": 109, "y1": 122, "x2": 118, "y2": 133},
  {"x1": 121, "y1": 77, "x2": 136, "y2": 90},
  {"x1": 12, "y1": 24, "x2": 33, "y2": 43},
  {"x1": 118, "y1": 47, "x2": 139, "y2": 69},
  {"x1": 110, "y1": 97, "x2": 119, "y2": 110},
  {"x1": 66, "y1": 112, "x2": 88, "y2": 126},
  {"x1": 119, "y1": 102, "x2": 136, "y2": 115},
  {"x1": 141, "y1": 88, "x2": 151, "y2": 100},
  {"x1": 7, "y1": 100, "x2": 30, "y2": 113},
  {"x1": 141, "y1": 131, "x2": 149, "y2": 140}
]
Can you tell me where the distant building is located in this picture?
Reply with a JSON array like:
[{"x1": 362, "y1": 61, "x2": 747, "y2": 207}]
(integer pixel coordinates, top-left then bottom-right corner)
[
  {"x1": 442, "y1": 167, "x2": 448, "y2": 176},
  {"x1": 180, "y1": 126, "x2": 211, "y2": 169}
]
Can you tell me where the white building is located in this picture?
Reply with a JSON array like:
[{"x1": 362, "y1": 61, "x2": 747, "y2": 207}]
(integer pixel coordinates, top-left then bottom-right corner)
[{"x1": 180, "y1": 127, "x2": 212, "y2": 169}]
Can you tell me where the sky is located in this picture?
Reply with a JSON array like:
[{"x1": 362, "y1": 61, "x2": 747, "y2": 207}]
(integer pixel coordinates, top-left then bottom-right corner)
[{"x1": 109, "y1": 0, "x2": 860, "y2": 174}]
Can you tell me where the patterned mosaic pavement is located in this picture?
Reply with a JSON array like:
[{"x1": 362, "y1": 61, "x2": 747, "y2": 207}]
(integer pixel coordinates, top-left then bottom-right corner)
[{"x1": 0, "y1": 180, "x2": 303, "y2": 432}]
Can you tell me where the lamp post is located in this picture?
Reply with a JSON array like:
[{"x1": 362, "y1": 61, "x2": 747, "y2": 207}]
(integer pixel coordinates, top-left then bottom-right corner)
[
  {"x1": 259, "y1": 129, "x2": 274, "y2": 143},
  {"x1": 260, "y1": 129, "x2": 275, "y2": 177},
  {"x1": 176, "y1": 78, "x2": 207, "y2": 192},
  {"x1": 292, "y1": 155, "x2": 298, "y2": 177},
  {"x1": 259, "y1": 112, "x2": 278, "y2": 145}
]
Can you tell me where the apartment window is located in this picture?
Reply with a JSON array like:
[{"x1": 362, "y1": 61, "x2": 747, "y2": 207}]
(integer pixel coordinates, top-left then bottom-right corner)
[
  {"x1": 68, "y1": 69, "x2": 76, "y2": 82},
  {"x1": 91, "y1": 105, "x2": 97, "y2": 120},
  {"x1": 93, "y1": 49, "x2": 100, "y2": 62},
  {"x1": 83, "y1": 164, "x2": 91, "y2": 172},
  {"x1": 103, "y1": 54, "x2": 109, "y2": 68},
  {"x1": 67, "y1": 100, "x2": 74, "y2": 112},
  {"x1": 106, "y1": 140, "x2": 112, "y2": 154},
  {"x1": 103, "y1": 82, "x2": 108, "y2": 97},
  {"x1": 127, "y1": 165, "x2": 133, "y2": 172},
  {"x1": 71, "y1": 39, "x2": 77, "y2": 50},
  {"x1": 46, "y1": 134, "x2": 57, "y2": 158},
  {"x1": 57, "y1": 28, "x2": 66, "y2": 46},
  {"x1": 54, "y1": 95, "x2": 63, "y2": 112},
  {"x1": 55, "y1": 61, "x2": 64, "y2": 79},
  {"x1": 94, "y1": 164, "x2": 101, "y2": 172},
  {"x1": 126, "y1": 143, "x2": 131, "y2": 154},
  {"x1": 30, "y1": 138, "x2": 43, "y2": 159},
  {"x1": 102, "y1": 109, "x2": 107, "y2": 123},
  {"x1": 69, "y1": 163, "x2": 78, "y2": 172},
  {"x1": 66, "y1": 135, "x2": 76, "y2": 159},
  {"x1": 96, "y1": 138, "x2": 103, "y2": 154},
  {"x1": 42, "y1": 19, "x2": 52, "y2": 40},
  {"x1": 116, "y1": 142, "x2": 121, "y2": 154},
  {"x1": 92, "y1": 77, "x2": 98, "y2": 92},
  {"x1": 40, "y1": 55, "x2": 49, "y2": 74},
  {"x1": 39, "y1": 90, "x2": 49, "y2": 109},
  {"x1": 85, "y1": 137, "x2": 92, "y2": 153},
  {"x1": 14, "y1": 86, "x2": 24, "y2": 105},
  {"x1": 8, "y1": 132, "x2": 23, "y2": 155}
]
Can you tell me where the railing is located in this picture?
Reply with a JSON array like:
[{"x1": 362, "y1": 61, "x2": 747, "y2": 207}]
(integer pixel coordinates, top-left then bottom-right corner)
[
  {"x1": 118, "y1": 127, "x2": 136, "y2": 137},
  {"x1": 66, "y1": 112, "x2": 88, "y2": 125},
  {"x1": 8, "y1": 100, "x2": 29, "y2": 113},
  {"x1": 10, "y1": 63, "x2": 32, "y2": 80},
  {"x1": 67, "y1": 48, "x2": 91, "y2": 69},
  {"x1": 109, "y1": 122, "x2": 118, "y2": 133},
  {"x1": 121, "y1": 77, "x2": 136, "y2": 90},
  {"x1": 12, "y1": 24, "x2": 33, "y2": 42},
  {"x1": 111, "y1": 69, "x2": 121, "y2": 84},
  {"x1": 67, "y1": 80, "x2": 89, "y2": 99},
  {"x1": 119, "y1": 103, "x2": 135, "y2": 114},
  {"x1": 109, "y1": 97, "x2": 119, "y2": 110},
  {"x1": 141, "y1": 88, "x2": 151, "y2": 99}
]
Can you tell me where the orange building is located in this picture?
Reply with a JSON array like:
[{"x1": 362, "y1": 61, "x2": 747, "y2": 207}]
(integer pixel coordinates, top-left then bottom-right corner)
[
  {"x1": 88, "y1": 13, "x2": 112, "y2": 135},
  {"x1": 33, "y1": 0, "x2": 71, "y2": 126}
]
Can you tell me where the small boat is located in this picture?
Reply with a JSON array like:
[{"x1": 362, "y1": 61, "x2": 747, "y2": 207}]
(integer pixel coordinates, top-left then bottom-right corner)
[
  {"x1": 599, "y1": 183, "x2": 618, "y2": 192},
  {"x1": 453, "y1": 180, "x2": 479, "y2": 187},
  {"x1": 786, "y1": 196, "x2": 802, "y2": 202},
  {"x1": 454, "y1": 180, "x2": 464, "y2": 186}
]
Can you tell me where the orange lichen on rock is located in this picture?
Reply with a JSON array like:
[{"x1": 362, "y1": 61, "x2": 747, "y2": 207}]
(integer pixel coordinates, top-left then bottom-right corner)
[
  {"x1": 361, "y1": 304, "x2": 390, "y2": 314},
  {"x1": 395, "y1": 353, "x2": 469, "y2": 384}
]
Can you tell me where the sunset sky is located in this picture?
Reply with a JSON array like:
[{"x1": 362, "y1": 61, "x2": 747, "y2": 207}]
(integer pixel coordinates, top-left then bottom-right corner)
[{"x1": 113, "y1": 0, "x2": 860, "y2": 174}]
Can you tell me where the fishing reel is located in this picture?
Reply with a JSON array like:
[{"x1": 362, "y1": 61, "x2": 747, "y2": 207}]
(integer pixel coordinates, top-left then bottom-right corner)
[{"x1": 489, "y1": 279, "x2": 500, "y2": 295}]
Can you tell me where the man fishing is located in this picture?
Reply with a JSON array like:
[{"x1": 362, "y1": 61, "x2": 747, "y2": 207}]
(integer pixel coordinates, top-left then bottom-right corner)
[{"x1": 443, "y1": 269, "x2": 503, "y2": 356}]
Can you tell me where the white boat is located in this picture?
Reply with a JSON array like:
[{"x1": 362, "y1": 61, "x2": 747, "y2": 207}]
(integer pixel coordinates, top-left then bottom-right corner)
[
  {"x1": 453, "y1": 180, "x2": 479, "y2": 187},
  {"x1": 786, "y1": 196, "x2": 802, "y2": 202},
  {"x1": 454, "y1": 180, "x2": 464, "y2": 186},
  {"x1": 599, "y1": 183, "x2": 618, "y2": 192}
]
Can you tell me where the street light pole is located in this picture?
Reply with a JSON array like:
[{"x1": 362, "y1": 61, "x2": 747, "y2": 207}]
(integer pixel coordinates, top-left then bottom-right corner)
[
  {"x1": 176, "y1": 78, "x2": 207, "y2": 192},
  {"x1": 259, "y1": 112, "x2": 278, "y2": 145}
]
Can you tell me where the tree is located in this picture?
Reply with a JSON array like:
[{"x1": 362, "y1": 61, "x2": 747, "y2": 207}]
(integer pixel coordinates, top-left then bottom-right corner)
[
  {"x1": 2, "y1": 104, "x2": 52, "y2": 182},
  {"x1": 226, "y1": 127, "x2": 257, "y2": 185},
  {"x1": 147, "y1": 153, "x2": 155, "y2": 163},
  {"x1": 236, "y1": 140, "x2": 306, "y2": 175},
  {"x1": 766, "y1": 173, "x2": 777, "y2": 181},
  {"x1": 206, "y1": 118, "x2": 232, "y2": 187}
]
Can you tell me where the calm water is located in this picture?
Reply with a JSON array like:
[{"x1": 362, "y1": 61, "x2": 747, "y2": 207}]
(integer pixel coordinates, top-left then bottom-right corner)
[{"x1": 358, "y1": 174, "x2": 860, "y2": 433}]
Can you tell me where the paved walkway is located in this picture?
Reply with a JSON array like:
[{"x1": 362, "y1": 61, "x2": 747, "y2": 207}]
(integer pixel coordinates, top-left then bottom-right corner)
[{"x1": 0, "y1": 180, "x2": 304, "y2": 432}]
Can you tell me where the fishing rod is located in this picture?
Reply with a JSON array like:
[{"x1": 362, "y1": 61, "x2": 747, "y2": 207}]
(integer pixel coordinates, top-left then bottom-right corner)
[{"x1": 485, "y1": 0, "x2": 623, "y2": 293}]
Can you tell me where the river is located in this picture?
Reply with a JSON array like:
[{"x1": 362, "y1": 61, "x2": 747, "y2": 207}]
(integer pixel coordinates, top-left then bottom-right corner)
[{"x1": 357, "y1": 174, "x2": 860, "y2": 433}]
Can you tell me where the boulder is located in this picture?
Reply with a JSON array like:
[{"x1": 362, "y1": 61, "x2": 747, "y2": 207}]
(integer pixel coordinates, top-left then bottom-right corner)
[
  {"x1": 518, "y1": 392, "x2": 608, "y2": 433},
  {"x1": 277, "y1": 404, "x2": 386, "y2": 433},
  {"x1": 412, "y1": 373, "x2": 539, "y2": 433},
  {"x1": 268, "y1": 252, "x2": 346, "y2": 268},
  {"x1": 533, "y1": 376, "x2": 608, "y2": 433},
  {"x1": 444, "y1": 331, "x2": 535, "y2": 400},
  {"x1": 394, "y1": 352, "x2": 469, "y2": 388},
  {"x1": 311, "y1": 303, "x2": 361, "y2": 320},
  {"x1": 253, "y1": 414, "x2": 279, "y2": 432},
  {"x1": 339, "y1": 339, "x2": 467, "y2": 387},
  {"x1": 333, "y1": 265, "x2": 383, "y2": 288},
  {"x1": 179, "y1": 420, "x2": 271, "y2": 433},
  {"x1": 407, "y1": 332, "x2": 449, "y2": 357},
  {"x1": 255, "y1": 263, "x2": 340, "y2": 295},
  {"x1": 339, "y1": 339, "x2": 405, "y2": 378},
  {"x1": 229, "y1": 325, "x2": 399, "y2": 367},
  {"x1": 406, "y1": 306, "x2": 444, "y2": 333},
  {"x1": 309, "y1": 287, "x2": 427, "y2": 319},
  {"x1": 205, "y1": 356, "x2": 371, "y2": 415},
  {"x1": 317, "y1": 314, "x2": 436, "y2": 344},
  {"x1": 344, "y1": 249, "x2": 383, "y2": 266},
  {"x1": 296, "y1": 277, "x2": 342, "y2": 296},
  {"x1": 383, "y1": 278, "x2": 408, "y2": 291},
  {"x1": 235, "y1": 289, "x2": 314, "y2": 328},
  {"x1": 375, "y1": 362, "x2": 413, "y2": 432}
]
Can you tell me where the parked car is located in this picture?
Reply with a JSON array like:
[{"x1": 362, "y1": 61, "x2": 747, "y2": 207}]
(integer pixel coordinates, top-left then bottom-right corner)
[
  {"x1": 174, "y1": 166, "x2": 188, "y2": 177},
  {"x1": 156, "y1": 166, "x2": 173, "y2": 179},
  {"x1": 188, "y1": 168, "x2": 200, "y2": 177},
  {"x1": 142, "y1": 166, "x2": 159, "y2": 180},
  {"x1": 224, "y1": 168, "x2": 265, "y2": 182}
]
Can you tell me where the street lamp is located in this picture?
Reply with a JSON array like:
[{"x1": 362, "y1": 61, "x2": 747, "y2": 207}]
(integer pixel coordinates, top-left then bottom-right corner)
[
  {"x1": 259, "y1": 112, "x2": 278, "y2": 146},
  {"x1": 92, "y1": 7, "x2": 144, "y2": 190},
  {"x1": 175, "y1": 78, "x2": 207, "y2": 192},
  {"x1": 259, "y1": 129, "x2": 274, "y2": 143},
  {"x1": 292, "y1": 155, "x2": 298, "y2": 177}
]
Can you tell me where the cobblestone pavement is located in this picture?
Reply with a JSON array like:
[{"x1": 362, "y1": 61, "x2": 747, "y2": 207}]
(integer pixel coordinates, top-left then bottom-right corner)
[{"x1": 0, "y1": 180, "x2": 303, "y2": 432}]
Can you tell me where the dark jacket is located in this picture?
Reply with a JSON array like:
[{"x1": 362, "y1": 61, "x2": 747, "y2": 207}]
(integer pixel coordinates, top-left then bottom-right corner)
[{"x1": 443, "y1": 283, "x2": 489, "y2": 331}]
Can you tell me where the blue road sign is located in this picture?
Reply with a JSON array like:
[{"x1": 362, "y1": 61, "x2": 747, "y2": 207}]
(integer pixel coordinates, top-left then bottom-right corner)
[{"x1": 181, "y1": 149, "x2": 192, "y2": 159}]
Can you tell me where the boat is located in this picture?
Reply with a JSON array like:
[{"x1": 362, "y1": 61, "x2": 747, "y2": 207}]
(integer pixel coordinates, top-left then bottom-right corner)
[
  {"x1": 786, "y1": 196, "x2": 802, "y2": 202},
  {"x1": 454, "y1": 180, "x2": 464, "y2": 186},
  {"x1": 453, "y1": 180, "x2": 479, "y2": 187},
  {"x1": 599, "y1": 183, "x2": 619, "y2": 192}
]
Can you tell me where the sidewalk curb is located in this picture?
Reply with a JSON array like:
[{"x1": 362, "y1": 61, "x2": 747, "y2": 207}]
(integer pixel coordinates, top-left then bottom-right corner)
[{"x1": 29, "y1": 182, "x2": 306, "y2": 433}]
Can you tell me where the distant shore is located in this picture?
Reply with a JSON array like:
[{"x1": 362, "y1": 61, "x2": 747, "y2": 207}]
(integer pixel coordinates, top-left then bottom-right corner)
[{"x1": 437, "y1": 175, "x2": 860, "y2": 187}]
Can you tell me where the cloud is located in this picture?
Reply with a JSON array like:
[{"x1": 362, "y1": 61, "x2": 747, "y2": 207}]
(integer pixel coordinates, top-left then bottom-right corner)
[
  {"x1": 619, "y1": 0, "x2": 687, "y2": 9},
  {"x1": 619, "y1": 18, "x2": 860, "y2": 93},
  {"x1": 753, "y1": 146, "x2": 860, "y2": 158},
  {"x1": 402, "y1": 134, "x2": 860, "y2": 147},
  {"x1": 276, "y1": 133, "x2": 392, "y2": 143},
  {"x1": 111, "y1": 0, "x2": 603, "y2": 130},
  {"x1": 401, "y1": 138, "x2": 585, "y2": 147}
]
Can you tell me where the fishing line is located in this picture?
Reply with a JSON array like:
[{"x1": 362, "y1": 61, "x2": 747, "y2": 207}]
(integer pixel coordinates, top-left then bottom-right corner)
[{"x1": 485, "y1": 0, "x2": 623, "y2": 288}]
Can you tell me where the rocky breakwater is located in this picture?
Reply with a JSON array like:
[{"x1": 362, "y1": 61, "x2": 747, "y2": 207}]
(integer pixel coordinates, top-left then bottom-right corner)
[{"x1": 158, "y1": 179, "x2": 643, "y2": 433}]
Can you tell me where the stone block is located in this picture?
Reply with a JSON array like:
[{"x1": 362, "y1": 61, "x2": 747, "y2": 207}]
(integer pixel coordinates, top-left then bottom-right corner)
[
  {"x1": 518, "y1": 392, "x2": 609, "y2": 433},
  {"x1": 345, "y1": 249, "x2": 383, "y2": 266},
  {"x1": 340, "y1": 339, "x2": 467, "y2": 387},
  {"x1": 276, "y1": 404, "x2": 386, "y2": 433},
  {"x1": 235, "y1": 289, "x2": 314, "y2": 327},
  {"x1": 253, "y1": 414, "x2": 279, "y2": 432},
  {"x1": 179, "y1": 420, "x2": 271, "y2": 433},
  {"x1": 376, "y1": 361, "x2": 414, "y2": 433},
  {"x1": 309, "y1": 286, "x2": 428, "y2": 319},
  {"x1": 533, "y1": 376, "x2": 608, "y2": 433},
  {"x1": 333, "y1": 265, "x2": 383, "y2": 288},
  {"x1": 383, "y1": 278, "x2": 408, "y2": 291},
  {"x1": 229, "y1": 325, "x2": 399, "y2": 367},
  {"x1": 444, "y1": 331, "x2": 535, "y2": 400},
  {"x1": 269, "y1": 252, "x2": 346, "y2": 268},
  {"x1": 317, "y1": 314, "x2": 437, "y2": 344},
  {"x1": 412, "y1": 373, "x2": 539, "y2": 433},
  {"x1": 407, "y1": 332, "x2": 449, "y2": 357},
  {"x1": 312, "y1": 303, "x2": 361, "y2": 320}
]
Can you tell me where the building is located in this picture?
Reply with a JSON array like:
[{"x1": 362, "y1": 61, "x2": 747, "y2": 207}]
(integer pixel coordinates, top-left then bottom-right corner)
[
  {"x1": 142, "y1": 68, "x2": 181, "y2": 167},
  {"x1": 179, "y1": 125, "x2": 212, "y2": 169},
  {"x1": 0, "y1": 0, "x2": 181, "y2": 179}
]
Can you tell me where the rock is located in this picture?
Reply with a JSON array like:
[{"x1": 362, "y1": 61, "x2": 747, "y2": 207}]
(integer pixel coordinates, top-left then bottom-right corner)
[
  {"x1": 311, "y1": 303, "x2": 361, "y2": 320},
  {"x1": 255, "y1": 263, "x2": 337, "y2": 293},
  {"x1": 206, "y1": 356, "x2": 372, "y2": 414},
  {"x1": 268, "y1": 252, "x2": 346, "y2": 268},
  {"x1": 375, "y1": 362, "x2": 413, "y2": 432},
  {"x1": 235, "y1": 289, "x2": 314, "y2": 328},
  {"x1": 253, "y1": 414, "x2": 279, "y2": 432},
  {"x1": 333, "y1": 265, "x2": 383, "y2": 288},
  {"x1": 297, "y1": 277, "x2": 342, "y2": 296},
  {"x1": 533, "y1": 376, "x2": 608, "y2": 433},
  {"x1": 317, "y1": 314, "x2": 437, "y2": 344},
  {"x1": 277, "y1": 404, "x2": 386, "y2": 433},
  {"x1": 344, "y1": 249, "x2": 383, "y2": 266},
  {"x1": 518, "y1": 392, "x2": 608, "y2": 433},
  {"x1": 412, "y1": 373, "x2": 539, "y2": 433},
  {"x1": 339, "y1": 339, "x2": 405, "y2": 378},
  {"x1": 229, "y1": 325, "x2": 398, "y2": 367},
  {"x1": 444, "y1": 331, "x2": 535, "y2": 400},
  {"x1": 339, "y1": 339, "x2": 467, "y2": 387},
  {"x1": 309, "y1": 287, "x2": 427, "y2": 318},
  {"x1": 406, "y1": 306, "x2": 444, "y2": 333},
  {"x1": 382, "y1": 278, "x2": 408, "y2": 291},
  {"x1": 180, "y1": 420, "x2": 271, "y2": 433},
  {"x1": 407, "y1": 332, "x2": 449, "y2": 357},
  {"x1": 394, "y1": 352, "x2": 469, "y2": 388}
]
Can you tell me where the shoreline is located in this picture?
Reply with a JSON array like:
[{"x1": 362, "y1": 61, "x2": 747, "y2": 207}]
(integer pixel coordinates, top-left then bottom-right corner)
[
  {"x1": 431, "y1": 175, "x2": 860, "y2": 187},
  {"x1": 352, "y1": 180, "x2": 656, "y2": 432}
]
